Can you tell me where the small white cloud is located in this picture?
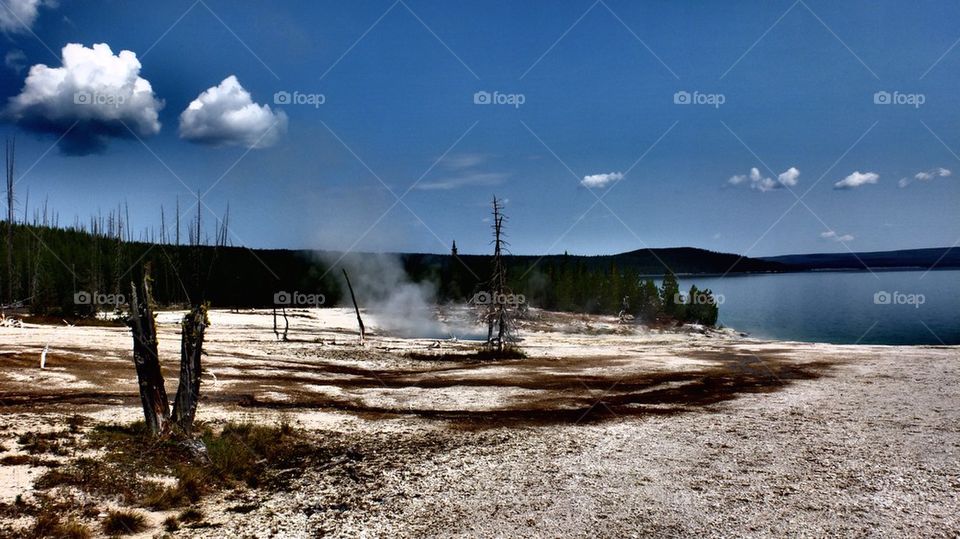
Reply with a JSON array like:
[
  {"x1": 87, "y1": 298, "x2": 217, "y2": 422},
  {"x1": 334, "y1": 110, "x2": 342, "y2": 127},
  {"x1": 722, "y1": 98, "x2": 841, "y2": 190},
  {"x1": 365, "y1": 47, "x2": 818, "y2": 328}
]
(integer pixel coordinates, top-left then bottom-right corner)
[
  {"x1": 179, "y1": 75, "x2": 287, "y2": 149},
  {"x1": 728, "y1": 166, "x2": 799, "y2": 192},
  {"x1": 415, "y1": 172, "x2": 508, "y2": 191},
  {"x1": 4, "y1": 43, "x2": 163, "y2": 155},
  {"x1": 915, "y1": 167, "x2": 950, "y2": 181},
  {"x1": 440, "y1": 153, "x2": 486, "y2": 170},
  {"x1": 4, "y1": 49, "x2": 27, "y2": 73},
  {"x1": 899, "y1": 167, "x2": 950, "y2": 188},
  {"x1": 820, "y1": 230, "x2": 854, "y2": 242},
  {"x1": 0, "y1": 0, "x2": 48, "y2": 33},
  {"x1": 778, "y1": 167, "x2": 800, "y2": 187},
  {"x1": 581, "y1": 171, "x2": 623, "y2": 188},
  {"x1": 834, "y1": 171, "x2": 879, "y2": 190}
]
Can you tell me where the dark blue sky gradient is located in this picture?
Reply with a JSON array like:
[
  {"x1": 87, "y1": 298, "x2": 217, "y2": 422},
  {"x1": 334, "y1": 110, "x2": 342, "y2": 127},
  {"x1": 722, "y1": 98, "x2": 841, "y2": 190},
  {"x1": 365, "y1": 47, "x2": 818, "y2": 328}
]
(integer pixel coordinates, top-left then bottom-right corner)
[{"x1": 1, "y1": 0, "x2": 958, "y2": 256}]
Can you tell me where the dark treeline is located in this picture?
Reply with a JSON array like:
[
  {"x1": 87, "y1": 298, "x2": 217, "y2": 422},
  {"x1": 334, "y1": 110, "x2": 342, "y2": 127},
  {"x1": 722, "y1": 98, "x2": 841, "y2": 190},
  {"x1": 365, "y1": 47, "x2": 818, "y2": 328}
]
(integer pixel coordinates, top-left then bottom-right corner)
[
  {"x1": 2, "y1": 223, "x2": 739, "y2": 325},
  {"x1": 0, "y1": 223, "x2": 344, "y2": 315}
]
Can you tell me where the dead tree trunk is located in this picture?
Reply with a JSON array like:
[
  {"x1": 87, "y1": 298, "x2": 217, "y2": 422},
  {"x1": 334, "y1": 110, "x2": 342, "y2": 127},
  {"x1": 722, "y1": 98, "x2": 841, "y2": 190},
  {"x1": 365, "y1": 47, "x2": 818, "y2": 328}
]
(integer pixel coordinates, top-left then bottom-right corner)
[
  {"x1": 127, "y1": 271, "x2": 170, "y2": 435},
  {"x1": 171, "y1": 304, "x2": 207, "y2": 432},
  {"x1": 342, "y1": 268, "x2": 365, "y2": 345},
  {"x1": 272, "y1": 307, "x2": 289, "y2": 341},
  {"x1": 273, "y1": 308, "x2": 279, "y2": 340},
  {"x1": 4, "y1": 138, "x2": 14, "y2": 307},
  {"x1": 486, "y1": 196, "x2": 511, "y2": 351}
]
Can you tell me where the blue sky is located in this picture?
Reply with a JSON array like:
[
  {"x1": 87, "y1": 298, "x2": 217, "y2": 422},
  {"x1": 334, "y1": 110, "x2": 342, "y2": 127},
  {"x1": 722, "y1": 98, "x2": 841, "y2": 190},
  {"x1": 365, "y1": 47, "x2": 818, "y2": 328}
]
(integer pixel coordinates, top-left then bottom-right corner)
[{"x1": 0, "y1": 0, "x2": 958, "y2": 256}]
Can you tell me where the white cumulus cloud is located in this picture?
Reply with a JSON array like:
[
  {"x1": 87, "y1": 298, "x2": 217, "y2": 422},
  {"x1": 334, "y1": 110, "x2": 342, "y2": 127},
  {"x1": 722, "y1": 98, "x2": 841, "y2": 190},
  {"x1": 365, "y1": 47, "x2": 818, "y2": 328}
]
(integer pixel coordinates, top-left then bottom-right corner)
[
  {"x1": 778, "y1": 167, "x2": 800, "y2": 187},
  {"x1": 4, "y1": 43, "x2": 163, "y2": 155},
  {"x1": 834, "y1": 170, "x2": 879, "y2": 190},
  {"x1": 0, "y1": 0, "x2": 47, "y2": 33},
  {"x1": 728, "y1": 166, "x2": 799, "y2": 192},
  {"x1": 581, "y1": 171, "x2": 623, "y2": 188},
  {"x1": 179, "y1": 76, "x2": 287, "y2": 149},
  {"x1": 820, "y1": 230, "x2": 854, "y2": 242}
]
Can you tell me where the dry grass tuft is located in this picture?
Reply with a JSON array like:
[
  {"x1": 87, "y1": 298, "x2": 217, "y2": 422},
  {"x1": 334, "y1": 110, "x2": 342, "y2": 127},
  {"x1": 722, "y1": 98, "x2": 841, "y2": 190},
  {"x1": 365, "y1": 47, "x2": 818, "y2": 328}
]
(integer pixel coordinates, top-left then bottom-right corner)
[{"x1": 101, "y1": 509, "x2": 147, "y2": 535}]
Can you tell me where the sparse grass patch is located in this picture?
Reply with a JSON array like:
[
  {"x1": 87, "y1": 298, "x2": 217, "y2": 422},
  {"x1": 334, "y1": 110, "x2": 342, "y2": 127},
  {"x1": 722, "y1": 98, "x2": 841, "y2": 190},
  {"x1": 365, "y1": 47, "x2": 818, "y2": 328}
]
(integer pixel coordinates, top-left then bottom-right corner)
[
  {"x1": 34, "y1": 419, "x2": 313, "y2": 523},
  {"x1": 18, "y1": 431, "x2": 73, "y2": 455},
  {"x1": 53, "y1": 519, "x2": 91, "y2": 539},
  {"x1": 29, "y1": 511, "x2": 60, "y2": 538},
  {"x1": 102, "y1": 509, "x2": 147, "y2": 535},
  {"x1": 35, "y1": 457, "x2": 147, "y2": 504},
  {"x1": 0, "y1": 454, "x2": 60, "y2": 467},
  {"x1": 203, "y1": 421, "x2": 313, "y2": 489},
  {"x1": 66, "y1": 415, "x2": 86, "y2": 434},
  {"x1": 163, "y1": 515, "x2": 179, "y2": 532},
  {"x1": 405, "y1": 346, "x2": 527, "y2": 362},
  {"x1": 178, "y1": 507, "x2": 203, "y2": 523}
]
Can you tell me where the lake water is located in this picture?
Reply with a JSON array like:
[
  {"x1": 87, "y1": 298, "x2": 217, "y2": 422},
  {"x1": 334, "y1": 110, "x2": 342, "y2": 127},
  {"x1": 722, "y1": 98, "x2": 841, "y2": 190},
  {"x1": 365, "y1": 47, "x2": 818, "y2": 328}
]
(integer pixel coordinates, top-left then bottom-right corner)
[{"x1": 677, "y1": 269, "x2": 960, "y2": 345}]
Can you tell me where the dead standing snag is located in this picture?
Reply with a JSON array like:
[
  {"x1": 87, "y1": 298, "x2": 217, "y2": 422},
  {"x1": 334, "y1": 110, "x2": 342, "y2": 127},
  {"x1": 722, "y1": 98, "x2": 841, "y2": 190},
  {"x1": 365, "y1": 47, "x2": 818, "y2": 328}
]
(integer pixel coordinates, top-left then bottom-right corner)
[
  {"x1": 342, "y1": 268, "x2": 365, "y2": 345},
  {"x1": 171, "y1": 304, "x2": 209, "y2": 433},
  {"x1": 483, "y1": 196, "x2": 518, "y2": 352},
  {"x1": 126, "y1": 272, "x2": 170, "y2": 436}
]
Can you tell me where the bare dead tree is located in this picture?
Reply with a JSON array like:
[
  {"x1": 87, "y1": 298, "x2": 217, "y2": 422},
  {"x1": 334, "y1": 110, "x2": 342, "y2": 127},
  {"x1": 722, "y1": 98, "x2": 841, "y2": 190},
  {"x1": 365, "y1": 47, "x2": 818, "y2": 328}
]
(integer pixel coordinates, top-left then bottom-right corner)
[
  {"x1": 484, "y1": 196, "x2": 515, "y2": 351},
  {"x1": 272, "y1": 307, "x2": 289, "y2": 341},
  {"x1": 175, "y1": 195, "x2": 180, "y2": 246},
  {"x1": 4, "y1": 137, "x2": 14, "y2": 306},
  {"x1": 171, "y1": 304, "x2": 207, "y2": 433},
  {"x1": 127, "y1": 267, "x2": 170, "y2": 435},
  {"x1": 342, "y1": 268, "x2": 365, "y2": 345},
  {"x1": 125, "y1": 203, "x2": 232, "y2": 437}
]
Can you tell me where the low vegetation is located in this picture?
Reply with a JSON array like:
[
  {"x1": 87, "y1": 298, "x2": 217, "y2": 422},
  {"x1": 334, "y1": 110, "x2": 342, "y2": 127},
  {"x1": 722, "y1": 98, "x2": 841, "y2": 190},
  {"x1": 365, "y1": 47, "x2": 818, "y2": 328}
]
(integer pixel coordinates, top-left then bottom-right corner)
[
  {"x1": 405, "y1": 347, "x2": 528, "y2": 362},
  {"x1": 10, "y1": 420, "x2": 315, "y2": 537},
  {"x1": 101, "y1": 509, "x2": 147, "y2": 536}
]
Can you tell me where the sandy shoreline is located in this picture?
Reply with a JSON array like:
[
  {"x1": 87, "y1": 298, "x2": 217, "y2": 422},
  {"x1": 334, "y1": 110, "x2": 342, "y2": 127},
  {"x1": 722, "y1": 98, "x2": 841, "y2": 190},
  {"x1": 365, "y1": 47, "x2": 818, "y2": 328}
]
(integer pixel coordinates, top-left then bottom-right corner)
[{"x1": 1, "y1": 308, "x2": 958, "y2": 537}]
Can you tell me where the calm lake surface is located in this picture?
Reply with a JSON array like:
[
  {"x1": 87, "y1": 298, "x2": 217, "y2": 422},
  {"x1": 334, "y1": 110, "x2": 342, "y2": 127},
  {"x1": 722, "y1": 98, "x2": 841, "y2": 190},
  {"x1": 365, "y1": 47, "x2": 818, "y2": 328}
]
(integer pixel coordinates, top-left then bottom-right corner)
[{"x1": 679, "y1": 269, "x2": 960, "y2": 345}]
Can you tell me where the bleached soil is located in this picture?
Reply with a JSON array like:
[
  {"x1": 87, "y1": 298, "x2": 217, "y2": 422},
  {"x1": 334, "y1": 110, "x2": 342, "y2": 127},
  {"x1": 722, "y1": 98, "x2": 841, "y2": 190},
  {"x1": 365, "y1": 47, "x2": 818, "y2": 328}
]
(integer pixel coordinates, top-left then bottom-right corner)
[{"x1": 1, "y1": 307, "x2": 958, "y2": 537}]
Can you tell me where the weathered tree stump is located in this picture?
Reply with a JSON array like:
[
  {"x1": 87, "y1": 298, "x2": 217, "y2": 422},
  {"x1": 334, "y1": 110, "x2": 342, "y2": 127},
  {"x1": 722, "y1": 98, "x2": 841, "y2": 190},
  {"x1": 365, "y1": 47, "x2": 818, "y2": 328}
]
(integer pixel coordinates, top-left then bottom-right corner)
[
  {"x1": 127, "y1": 273, "x2": 170, "y2": 435},
  {"x1": 171, "y1": 304, "x2": 208, "y2": 433}
]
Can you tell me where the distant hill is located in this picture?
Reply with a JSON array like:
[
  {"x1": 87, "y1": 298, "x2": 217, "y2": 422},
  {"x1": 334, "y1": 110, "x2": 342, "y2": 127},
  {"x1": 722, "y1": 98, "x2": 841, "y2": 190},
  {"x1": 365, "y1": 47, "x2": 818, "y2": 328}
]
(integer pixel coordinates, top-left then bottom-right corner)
[
  {"x1": 760, "y1": 247, "x2": 960, "y2": 271},
  {"x1": 419, "y1": 247, "x2": 787, "y2": 276}
]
